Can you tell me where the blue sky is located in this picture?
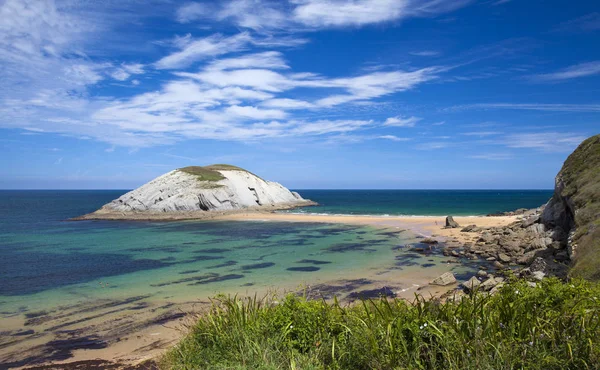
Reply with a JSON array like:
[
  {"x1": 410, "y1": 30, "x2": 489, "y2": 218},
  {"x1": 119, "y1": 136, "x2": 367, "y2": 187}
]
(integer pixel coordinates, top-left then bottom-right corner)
[{"x1": 1, "y1": 0, "x2": 599, "y2": 189}]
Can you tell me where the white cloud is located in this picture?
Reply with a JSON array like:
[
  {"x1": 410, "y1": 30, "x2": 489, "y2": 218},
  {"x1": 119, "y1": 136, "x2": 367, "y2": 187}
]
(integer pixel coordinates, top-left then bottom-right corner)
[
  {"x1": 179, "y1": 62, "x2": 439, "y2": 103},
  {"x1": 530, "y1": 61, "x2": 600, "y2": 82},
  {"x1": 122, "y1": 63, "x2": 145, "y2": 74},
  {"x1": 292, "y1": 0, "x2": 409, "y2": 27},
  {"x1": 173, "y1": 0, "x2": 472, "y2": 30},
  {"x1": 155, "y1": 33, "x2": 252, "y2": 69},
  {"x1": 378, "y1": 135, "x2": 410, "y2": 141},
  {"x1": 504, "y1": 133, "x2": 587, "y2": 152},
  {"x1": 384, "y1": 116, "x2": 421, "y2": 127},
  {"x1": 225, "y1": 105, "x2": 287, "y2": 119},
  {"x1": 315, "y1": 69, "x2": 440, "y2": 107},
  {"x1": 415, "y1": 141, "x2": 450, "y2": 150},
  {"x1": 177, "y1": 68, "x2": 295, "y2": 92},
  {"x1": 262, "y1": 98, "x2": 315, "y2": 109},
  {"x1": 469, "y1": 153, "x2": 513, "y2": 160},
  {"x1": 176, "y1": 2, "x2": 210, "y2": 23},
  {"x1": 409, "y1": 50, "x2": 440, "y2": 56},
  {"x1": 218, "y1": 0, "x2": 288, "y2": 30},
  {"x1": 207, "y1": 51, "x2": 289, "y2": 71},
  {"x1": 554, "y1": 12, "x2": 600, "y2": 33},
  {"x1": 450, "y1": 103, "x2": 600, "y2": 112},
  {"x1": 292, "y1": 0, "x2": 472, "y2": 28},
  {"x1": 110, "y1": 69, "x2": 131, "y2": 81}
]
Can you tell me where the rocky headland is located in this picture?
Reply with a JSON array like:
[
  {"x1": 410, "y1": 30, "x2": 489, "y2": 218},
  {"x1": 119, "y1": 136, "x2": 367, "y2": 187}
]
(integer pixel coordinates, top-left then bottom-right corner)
[
  {"x1": 437, "y1": 133, "x2": 600, "y2": 293},
  {"x1": 74, "y1": 164, "x2": 316, "y2": 220}
]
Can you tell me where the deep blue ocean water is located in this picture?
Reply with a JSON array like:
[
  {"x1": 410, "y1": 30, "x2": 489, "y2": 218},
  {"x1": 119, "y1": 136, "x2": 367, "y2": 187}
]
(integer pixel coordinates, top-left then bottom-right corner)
[{"x1": 291, "y1": 189, "x2": 553, "y2": 216}]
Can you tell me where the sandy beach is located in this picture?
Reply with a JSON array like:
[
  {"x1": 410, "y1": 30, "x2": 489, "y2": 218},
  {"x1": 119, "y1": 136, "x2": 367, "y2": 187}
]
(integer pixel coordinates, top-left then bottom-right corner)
[{"x1": 217, "y1": 212, "x2": 520, "y2": 245}]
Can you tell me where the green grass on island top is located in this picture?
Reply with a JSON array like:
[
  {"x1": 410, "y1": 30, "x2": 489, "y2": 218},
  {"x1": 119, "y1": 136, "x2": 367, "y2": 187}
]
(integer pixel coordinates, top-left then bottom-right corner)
[
  {"x1": 178, "y1": 166, "x2": 227, "y2": 182},
  {"x1": 178, "y1": 164, "x2": 264, "y2": 184},
  {"x1": 161, "y1": 277, "x2": 600, "y2": 370}
]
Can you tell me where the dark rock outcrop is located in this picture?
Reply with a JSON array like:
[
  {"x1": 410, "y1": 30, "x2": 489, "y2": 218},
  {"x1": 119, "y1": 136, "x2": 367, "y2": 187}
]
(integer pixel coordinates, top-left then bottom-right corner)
[
  {"x1": 540, "y1": 134, "x2": 600, "y2": 280},
  {"x1": 445, "y1": 216, "x2": 460, "y2": 228}
]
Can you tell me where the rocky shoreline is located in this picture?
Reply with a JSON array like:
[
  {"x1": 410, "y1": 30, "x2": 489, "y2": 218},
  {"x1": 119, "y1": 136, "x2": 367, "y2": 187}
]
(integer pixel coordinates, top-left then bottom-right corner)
[
  {"x1": 431, "y1": 134, "x2": 600, "y2": 294},
  {"x1": 430, "y1": 204, "x2": 572, "y2": 297}
]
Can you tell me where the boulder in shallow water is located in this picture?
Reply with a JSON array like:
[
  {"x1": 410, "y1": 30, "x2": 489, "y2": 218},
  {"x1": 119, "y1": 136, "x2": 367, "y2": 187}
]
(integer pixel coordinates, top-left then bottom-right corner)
[{"x1": 431, "y1": 272, "x2": 456, "y2": 286}]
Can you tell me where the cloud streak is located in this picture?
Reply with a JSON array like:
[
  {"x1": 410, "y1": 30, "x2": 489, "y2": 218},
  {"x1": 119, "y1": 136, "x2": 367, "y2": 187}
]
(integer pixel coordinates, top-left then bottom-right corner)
[
  {"x1": 174, "y1": 0, "x2": 473, "y2": 30},
  {"x1": 450, "y1": 103, "x2": 600, "y2": 113},
  {"x1": 530, "y1": 61, "x2": 600, "y2": 82},
  {"x1": 504, "y1": 132, "x2": 586, "y2": 152}
]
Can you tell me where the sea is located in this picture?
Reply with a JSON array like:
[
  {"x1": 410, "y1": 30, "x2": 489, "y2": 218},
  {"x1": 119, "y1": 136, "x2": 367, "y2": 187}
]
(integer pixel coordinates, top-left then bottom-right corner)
[{"x1": 0, "y1": 189, "x2": 552, "y2": 365}]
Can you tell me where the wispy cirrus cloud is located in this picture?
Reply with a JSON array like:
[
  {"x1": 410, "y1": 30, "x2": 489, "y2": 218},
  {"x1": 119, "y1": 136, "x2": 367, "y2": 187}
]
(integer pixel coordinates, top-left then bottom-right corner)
[
  {"x1": 449, "y1": 103, "x2": 600, "y2": 113},
  {"x1": 409, "y1": 50, "x2": 440, "y2": 57},
  {"x1": 384, "y1": 116, "x2": 421, "y2": 127},
  {"x1": 469, "y1": 152, "x2": 513, "y2": 160},
  {"x1": 554, "y1": 12, "x2": 600, "y2": 33},
  {"x1": 529, "y1": 61, "x2": 600, "y2": 82},
  {"x1": 176, "y1": 2, "x2": 210, "y2": 23},
  {"x1": 174, "y1": 0, "x2": 474, "y2": 30},
  {"x1": 155, "y1": 33, "x2": 253, "y2": 70},
  {"x1": 503, "y1": 132, "x2": 587, "y2": 152},
  {"x1": 377, "y1": 135, "x2": 411, "y2": 142}
]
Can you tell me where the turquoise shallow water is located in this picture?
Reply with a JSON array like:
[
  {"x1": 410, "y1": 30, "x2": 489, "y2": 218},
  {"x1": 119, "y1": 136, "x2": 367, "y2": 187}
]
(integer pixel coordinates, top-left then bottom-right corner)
[
  {"x1": 0, "y1": 190, "x2": 549, "y2": 365},
  {"x1": 0, "y1": 190, "x2": 552, "y2": 303},
  {"x1": 0, "y1": 189, "x2": 551, "y2": 313}
]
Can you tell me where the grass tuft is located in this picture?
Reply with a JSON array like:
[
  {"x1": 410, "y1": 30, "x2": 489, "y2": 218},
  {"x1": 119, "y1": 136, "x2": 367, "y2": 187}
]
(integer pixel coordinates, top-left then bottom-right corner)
[{"x1": 161, "y1": 278, "x2": 600, "y2": 369}]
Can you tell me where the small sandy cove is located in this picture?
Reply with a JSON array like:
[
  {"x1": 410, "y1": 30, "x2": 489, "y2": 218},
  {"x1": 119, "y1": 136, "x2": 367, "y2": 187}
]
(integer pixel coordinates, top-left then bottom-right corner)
[
  {"x1": 218, "y1": 212, "x2": 519, "y2": 245},
  {"x1": 8, "y1": 213, "x2": 518, "y2": 369}
]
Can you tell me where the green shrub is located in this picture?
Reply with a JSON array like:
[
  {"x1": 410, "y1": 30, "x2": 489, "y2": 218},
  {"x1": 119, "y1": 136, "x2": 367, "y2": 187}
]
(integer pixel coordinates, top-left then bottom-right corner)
[{"x1": 161, "y1": 278, "x2": 600, "y2": 369}]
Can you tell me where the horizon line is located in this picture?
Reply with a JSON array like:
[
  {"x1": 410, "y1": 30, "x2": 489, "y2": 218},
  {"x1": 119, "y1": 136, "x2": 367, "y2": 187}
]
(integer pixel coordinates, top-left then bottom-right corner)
[{"x1": 0, "y1": 188, "x2": 555, "y2": 191}]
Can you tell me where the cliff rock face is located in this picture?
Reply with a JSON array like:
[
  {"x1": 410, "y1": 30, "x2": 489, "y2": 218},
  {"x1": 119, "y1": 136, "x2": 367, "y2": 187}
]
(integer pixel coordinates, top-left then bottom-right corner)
[
  {"x1": 541, "y1": 134, "x2": 600, "y2": 280},
  {"x1": 78, "y1": 165, "x2": 314, "y2": 219}
]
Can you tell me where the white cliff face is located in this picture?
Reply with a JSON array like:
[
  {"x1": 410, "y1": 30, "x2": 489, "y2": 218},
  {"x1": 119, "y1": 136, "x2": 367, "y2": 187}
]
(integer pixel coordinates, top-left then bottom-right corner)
[{"x1": 103, "y1": 169, "x2": 308, "y2": 213}]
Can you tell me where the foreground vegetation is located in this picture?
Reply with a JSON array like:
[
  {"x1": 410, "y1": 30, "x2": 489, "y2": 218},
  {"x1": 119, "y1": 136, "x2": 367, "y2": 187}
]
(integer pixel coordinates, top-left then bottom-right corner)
[{"x1": 161, "y1": 278, "x2": 600, "y2": 369}]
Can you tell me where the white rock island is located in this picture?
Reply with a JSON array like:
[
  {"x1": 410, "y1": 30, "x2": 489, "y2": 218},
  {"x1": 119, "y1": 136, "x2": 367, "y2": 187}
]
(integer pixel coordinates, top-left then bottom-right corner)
[{"x1": 75, "y1": 165, "x2": 316, "y2": 220}]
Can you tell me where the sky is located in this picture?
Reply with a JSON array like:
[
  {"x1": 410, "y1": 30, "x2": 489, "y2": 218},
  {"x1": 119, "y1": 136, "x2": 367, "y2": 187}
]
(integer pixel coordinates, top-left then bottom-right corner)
[{"x1": 1, "y1": 0, "x2": 599, "y2": 189}]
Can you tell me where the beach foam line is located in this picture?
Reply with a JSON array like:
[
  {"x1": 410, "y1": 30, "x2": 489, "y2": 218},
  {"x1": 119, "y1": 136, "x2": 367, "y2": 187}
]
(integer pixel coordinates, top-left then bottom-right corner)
[{"x1": 278, "y1": 211, "x2": 483, "y2": 218}]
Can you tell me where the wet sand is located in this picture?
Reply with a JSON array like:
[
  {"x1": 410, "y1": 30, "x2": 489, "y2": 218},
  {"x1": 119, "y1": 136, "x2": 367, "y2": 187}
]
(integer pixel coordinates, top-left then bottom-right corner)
[{"x1": 2, "y1": 213, "x2": 518, "y2": 369}]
